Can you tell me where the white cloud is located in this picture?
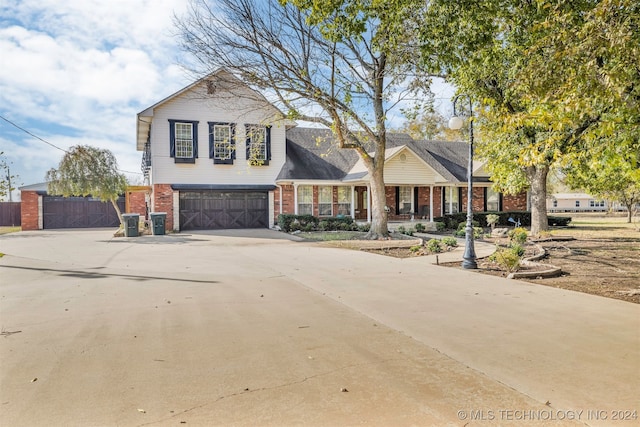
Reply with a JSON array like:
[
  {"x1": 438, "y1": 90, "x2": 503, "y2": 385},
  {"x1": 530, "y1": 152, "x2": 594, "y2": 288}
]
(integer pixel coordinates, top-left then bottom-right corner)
[{"x1": 0, "y1": 0, "x2": 191, "y2": 196}]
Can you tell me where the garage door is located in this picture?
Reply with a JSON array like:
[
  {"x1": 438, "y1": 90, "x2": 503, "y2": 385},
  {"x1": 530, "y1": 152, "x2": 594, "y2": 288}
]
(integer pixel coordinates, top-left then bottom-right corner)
[
  {"x1": 179, "y1": 191, "x2": 268, "y2": 230},
  {"x1": 43, "y1": 196, "x2": 125, "y2": 229}
]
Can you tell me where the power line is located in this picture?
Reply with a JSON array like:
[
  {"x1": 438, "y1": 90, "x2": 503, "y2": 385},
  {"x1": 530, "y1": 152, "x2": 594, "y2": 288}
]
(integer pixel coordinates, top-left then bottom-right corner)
[{"x1": 0, "y1": 114, "x2": 142, "y2": 175}]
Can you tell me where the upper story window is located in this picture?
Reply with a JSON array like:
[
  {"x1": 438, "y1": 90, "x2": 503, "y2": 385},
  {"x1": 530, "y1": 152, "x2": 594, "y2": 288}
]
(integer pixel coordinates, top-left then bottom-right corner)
[
  {"x1": 575, "y1": 200, "x2": 581, "y2": 207},
  {"x1": 245, "y1": 124, "x2": 271, "y2": 165},
  {"x1": 209, "y1": 122, "x2": 236, "y2": 165},
  {"x1": 589, "y1": 200, "x2": 605, "y2": 207},
  {"x1": 169, "y1": 120, "x2": 199, "y2": 164}
]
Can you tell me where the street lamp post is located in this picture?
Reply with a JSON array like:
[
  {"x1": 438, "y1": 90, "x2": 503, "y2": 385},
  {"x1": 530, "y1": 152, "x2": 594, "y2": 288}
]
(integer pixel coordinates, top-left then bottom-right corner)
[{"x1": 448, "y1": 94, "x2": 478, "y2": 269}]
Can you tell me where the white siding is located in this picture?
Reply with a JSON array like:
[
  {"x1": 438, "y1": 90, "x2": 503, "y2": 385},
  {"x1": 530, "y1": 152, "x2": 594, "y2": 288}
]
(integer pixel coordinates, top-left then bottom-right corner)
[
  {"x1": 149, "y1": 82, "x2": 287, "y2": 186},
  {"x1": 384, "y1": 150, "x2": 438, "y2": 184}
]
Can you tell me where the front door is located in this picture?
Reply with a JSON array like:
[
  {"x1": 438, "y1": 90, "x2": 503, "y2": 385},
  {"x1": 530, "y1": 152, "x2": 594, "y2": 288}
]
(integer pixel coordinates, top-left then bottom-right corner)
[{"x1": 354, "y1": 186, "x2": 368, "y2": 220}]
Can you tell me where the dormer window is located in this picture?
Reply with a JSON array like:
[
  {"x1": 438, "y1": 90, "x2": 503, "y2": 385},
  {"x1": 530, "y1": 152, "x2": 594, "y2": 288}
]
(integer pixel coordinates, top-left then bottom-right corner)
[
  {"x1": 246, "y1": 124, "x2": 271, "y2": 165},
  {"x1": 169, "y1": 120, "x2": 198, "y2": 163}
]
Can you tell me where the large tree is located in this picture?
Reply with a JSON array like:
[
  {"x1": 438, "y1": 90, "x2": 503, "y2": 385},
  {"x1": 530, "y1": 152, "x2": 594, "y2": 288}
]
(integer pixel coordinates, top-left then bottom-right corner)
[
  {"x1": 46, "y1": 145, "x2": 127, "y2": 224},
  {"x1": 174, "y1": 0, "x2": 431, "y2": 238},
  {"x1": 418, "y1": 0, "x2": 639, "y2": 235}
]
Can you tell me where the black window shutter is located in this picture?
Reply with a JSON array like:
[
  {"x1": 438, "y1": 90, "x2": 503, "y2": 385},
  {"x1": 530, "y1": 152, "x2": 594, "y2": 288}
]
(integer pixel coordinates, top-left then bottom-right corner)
[
  {"x1": 208, "y1": 122, "x2": 215, "y2": 159},
  {"x1": 483, "y1": 187, "x2": 488, "y2": 212},
  {"x1": 413, "y1": 187, "x2": 418, "y2": 214},
  {"x1": 192, "y1": 122, "x2": 198, "y2": 158},
  {"x1": 265, "y1": 126, "x2": 271, "y2": 164},
  {"x1": 395, "y1": 186, "x2": 400, "y2": 215},
  {"x1": 230, "y1": 123, "x2": 236, "y2": 160},
  {"x1": 169, "y1": 120, "x2": 176, "y2": 158},
  {"x1": 245, "y1": 124, "x2": 251, "y2": 161}
]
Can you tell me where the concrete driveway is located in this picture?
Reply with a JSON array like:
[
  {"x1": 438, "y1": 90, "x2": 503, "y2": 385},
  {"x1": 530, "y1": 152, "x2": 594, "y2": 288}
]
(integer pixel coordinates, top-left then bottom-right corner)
[{"x1": 0, "y1": 229, "x2": 638, "y2": 426}]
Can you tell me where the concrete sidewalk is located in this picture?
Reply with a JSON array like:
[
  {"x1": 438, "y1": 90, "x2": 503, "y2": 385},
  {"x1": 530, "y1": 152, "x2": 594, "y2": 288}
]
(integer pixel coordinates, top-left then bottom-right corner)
[{"x1": 1, "y1": 229, "x2": 638, "y2": 426}]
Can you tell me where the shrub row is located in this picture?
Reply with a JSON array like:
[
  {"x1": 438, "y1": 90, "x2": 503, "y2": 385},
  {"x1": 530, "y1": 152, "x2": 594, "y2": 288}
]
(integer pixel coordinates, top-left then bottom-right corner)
[
  {"x1": 434, "y1": 211, "x2": 571, "y2": 229},
  {"x1": 277, "y1": 214, "x2": 369, "y2": 232}
]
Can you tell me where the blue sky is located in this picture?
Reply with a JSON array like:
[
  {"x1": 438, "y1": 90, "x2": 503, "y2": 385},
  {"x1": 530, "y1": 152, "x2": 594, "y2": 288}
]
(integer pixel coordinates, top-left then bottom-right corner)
[{"x1": 0, "y1": 0, "x2": 455, "y2": 201}]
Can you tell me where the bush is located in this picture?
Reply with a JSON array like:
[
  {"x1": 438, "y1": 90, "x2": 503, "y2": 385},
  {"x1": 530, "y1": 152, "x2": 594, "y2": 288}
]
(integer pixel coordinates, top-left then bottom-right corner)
[
  {"x1": 441, "y1": 236, "x2": 458, "y2": 247},
  {"x1": 486, "y1": 214, "x2": 500, "y2": 228},
  {"x1": 489, "y1": 247, "x2": 522, "y2": 272},
  {"x1": 414, "y1": 223, "x2": 426, "y2": 233},
  {"x1": 508, "y1": 227, "x2": 528, "y2": 244},
  {"x1": 548, "y1": 216, "x2": 572, "y2": 226},
  {"x1": 357, "y1": 223, "x2": 371, "y2": 232},
  {"x1": 454, "y1": 226, "x2": 483, "y2": 239},
  {"x1": 435, "y1": 221, "x2": 446, "y2": 231},
  {"x1": 410, "y1": 245, "x2": 422, "y2": 253},
  {"x1": 509, "y1": 242, "x2": 525, "y2": 257},
  {"x1": 427, "y1": 238, "x2": 443, "y2": 253}
]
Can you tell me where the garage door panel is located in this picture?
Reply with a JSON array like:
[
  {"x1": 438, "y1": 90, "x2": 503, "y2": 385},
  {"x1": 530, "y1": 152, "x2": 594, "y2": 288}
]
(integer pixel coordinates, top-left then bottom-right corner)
[{"x1": 179, "y1": 191, "x2": 268, "y2": 230}]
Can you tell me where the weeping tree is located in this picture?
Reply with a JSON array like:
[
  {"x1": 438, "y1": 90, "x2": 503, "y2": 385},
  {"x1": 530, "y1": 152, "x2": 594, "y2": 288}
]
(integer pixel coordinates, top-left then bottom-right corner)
[
  {"x1": 174, "y1": 0, "x2": 432, "y2": 239},
  {"x1": 46, "y1": 145, "x2": 127, "y2": 225}
]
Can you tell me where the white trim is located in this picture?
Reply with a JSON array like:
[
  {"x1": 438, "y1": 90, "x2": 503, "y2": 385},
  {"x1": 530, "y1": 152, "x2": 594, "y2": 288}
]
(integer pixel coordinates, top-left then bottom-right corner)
[
  {"x1": 38, "y1": 195, "x2": 43, "y2": 230},
  {"x1": 173, "y1": 192, "x2": 180, "y2": 231},
  {"x1": 268, "y1": 191, "x2": 275, "y2": 227}
]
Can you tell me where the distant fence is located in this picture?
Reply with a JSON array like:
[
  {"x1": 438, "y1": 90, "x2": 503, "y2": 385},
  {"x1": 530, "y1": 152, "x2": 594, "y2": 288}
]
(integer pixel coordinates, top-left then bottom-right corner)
[{"x1": 0, "y1": 202, "x2": 21, "y2": 226}]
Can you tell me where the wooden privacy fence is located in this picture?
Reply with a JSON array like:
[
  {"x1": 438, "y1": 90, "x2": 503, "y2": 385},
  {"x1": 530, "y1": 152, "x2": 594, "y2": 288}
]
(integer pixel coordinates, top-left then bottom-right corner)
[{"x1": 0, "y1": 202, "x2": 21, "y2": 226}]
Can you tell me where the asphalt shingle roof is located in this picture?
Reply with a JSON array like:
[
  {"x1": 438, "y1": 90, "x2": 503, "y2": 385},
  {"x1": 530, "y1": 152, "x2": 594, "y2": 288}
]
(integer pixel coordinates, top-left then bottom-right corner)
[{"x1": 278, "y1": 128, "x2": 471, "y2": 183}]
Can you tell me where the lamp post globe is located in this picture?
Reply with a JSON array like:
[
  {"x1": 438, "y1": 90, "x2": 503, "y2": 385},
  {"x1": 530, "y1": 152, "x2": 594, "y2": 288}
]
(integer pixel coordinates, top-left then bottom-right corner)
[{"x1": 449, "y1": 95, "x2": 478, "y2": 269}]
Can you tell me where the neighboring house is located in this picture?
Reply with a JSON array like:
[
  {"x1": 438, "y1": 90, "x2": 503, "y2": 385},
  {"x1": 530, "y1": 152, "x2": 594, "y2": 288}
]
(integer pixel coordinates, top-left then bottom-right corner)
[
  {"x1": 136, "y1": 69, "x2": 528, "y2": 232},
  {"x1": 547, "y1": 193, "x2": 633, "y2": 213},
  {"x1": 547, "y1": 193, "x2": 609, "y2": 212}
]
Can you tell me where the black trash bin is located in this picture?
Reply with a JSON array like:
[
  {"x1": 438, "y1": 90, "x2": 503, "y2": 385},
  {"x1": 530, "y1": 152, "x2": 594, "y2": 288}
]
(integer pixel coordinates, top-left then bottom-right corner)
[
  {"x1": 150, "y1": 212, "x2": 166, "y2": 235},
  {"x1": 122, "y1": 214, "x2": 139, "y2": 237}
]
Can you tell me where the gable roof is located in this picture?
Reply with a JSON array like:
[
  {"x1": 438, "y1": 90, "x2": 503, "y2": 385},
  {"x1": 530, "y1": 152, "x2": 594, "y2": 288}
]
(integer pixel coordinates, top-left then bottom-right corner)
[
  {"x1": 136, "y1": 68, "x2": 294, "y2": 150},
  {"x1": 277, "y1": 128, "x2": 479, "y2": 184}
]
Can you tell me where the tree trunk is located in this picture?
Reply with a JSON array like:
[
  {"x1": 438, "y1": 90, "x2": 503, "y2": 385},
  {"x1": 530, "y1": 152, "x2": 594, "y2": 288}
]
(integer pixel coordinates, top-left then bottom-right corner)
[
  {"x1": 365, "y1": 160, "x2": 389, "y2": 239},
  {"x1": 111, "y1": 198, "x2": 124, "y2": 227},
  {"x1": 527, "y1": 164, "x2": 550, "y2": 236}
]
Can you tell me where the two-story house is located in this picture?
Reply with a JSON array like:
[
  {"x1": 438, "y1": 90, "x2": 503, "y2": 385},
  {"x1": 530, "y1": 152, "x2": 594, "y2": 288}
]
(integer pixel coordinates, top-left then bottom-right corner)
[{"x1": 135, "y1": 69, "x2": 528, "y2": 232}]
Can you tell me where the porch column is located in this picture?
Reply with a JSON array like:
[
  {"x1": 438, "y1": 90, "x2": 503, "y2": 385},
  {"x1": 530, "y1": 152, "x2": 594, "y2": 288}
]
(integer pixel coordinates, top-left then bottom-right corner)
[
  {"x1": 367, "y1": 185, "x2": 371, "y2": 223},
  {"x1": 350, "y1": 185, "x2": 355, "y2": 218},
  {"x1": 449, "y1": 186, "x2": 454, "y2": 214},
  {"x1": 293, "y1": 184, "x2": 298, "y2": 215},
  {"x1": 429, "y1": 185, "x2": 434, "y2": 222}
]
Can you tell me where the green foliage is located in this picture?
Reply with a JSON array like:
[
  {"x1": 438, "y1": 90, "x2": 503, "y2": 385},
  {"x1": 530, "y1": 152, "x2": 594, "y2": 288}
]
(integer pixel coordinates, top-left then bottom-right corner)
[
  {"x1": 414, "y1": 223, "x2": 425, "y2": 233},
  {"x1": 435, "y1": 222, "x2": 446, "y2": 232},
  {"x1": 426, "y1": 238, "x2": 442, "y2": 253},
  {"x1": 508, "y1": 227, "x2": 528, "y2": 245},
  {"x1": 454, "y1": 226, "x2": 483, "y2": 239},
  {"x1": 441, "y1": 236, "x2": 458, "y2": 248},
  {"x1": 396, "y1": 226, "x2": 414, "y2": 236},
  {"x1": 46, "y1": 145, "x2": 127, "y2": 201},
  {"x1": 486, "y1": 214, "x2": 500, "y2": 228},
  {"x1": 410, "y1": 245, "x2": 422, "y2": 253},
  {"x1": 45, "y1": 145, "x2": 127, "y2": 223},
  {"x1": 489, "y1": 247, "x2": 522, "y2": 273},
  {"x1": 277, "y1": 214, "x2": 359, "y2": 232},
  {"x1": 509, "y1": 243, "x2": 525, "y2": 257}
]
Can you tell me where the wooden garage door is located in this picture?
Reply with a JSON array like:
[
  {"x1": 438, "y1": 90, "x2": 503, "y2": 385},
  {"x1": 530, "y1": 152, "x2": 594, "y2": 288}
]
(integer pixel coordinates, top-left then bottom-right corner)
[
  {"x1": 179, "y1": 191, "x2": 268, "y2": 230},
  {"x1": 43, "y1": 196, "x2": 125, "y2": 229}
]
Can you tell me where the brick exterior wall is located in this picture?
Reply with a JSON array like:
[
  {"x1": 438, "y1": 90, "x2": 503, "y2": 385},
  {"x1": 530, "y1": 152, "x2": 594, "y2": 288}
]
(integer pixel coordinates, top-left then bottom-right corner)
[
  {"x1": 126, "y1": 187, "x2": 150, "y2": 219},
  {"x1": 503, "y1": 192, "x2": 528, "y2": 211},
  {"x1": 153, "y1": 184, "x2": 174, "y2": 232},
  {"x1": 278, "y1": 185, "x2": 295, "y2": 215},
  {"x1": 272, "y1": 184, "x2": 527, "y2": 221},
  {"x1": 20, "y1": 191, "x2": 40, "y2": 231}
]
